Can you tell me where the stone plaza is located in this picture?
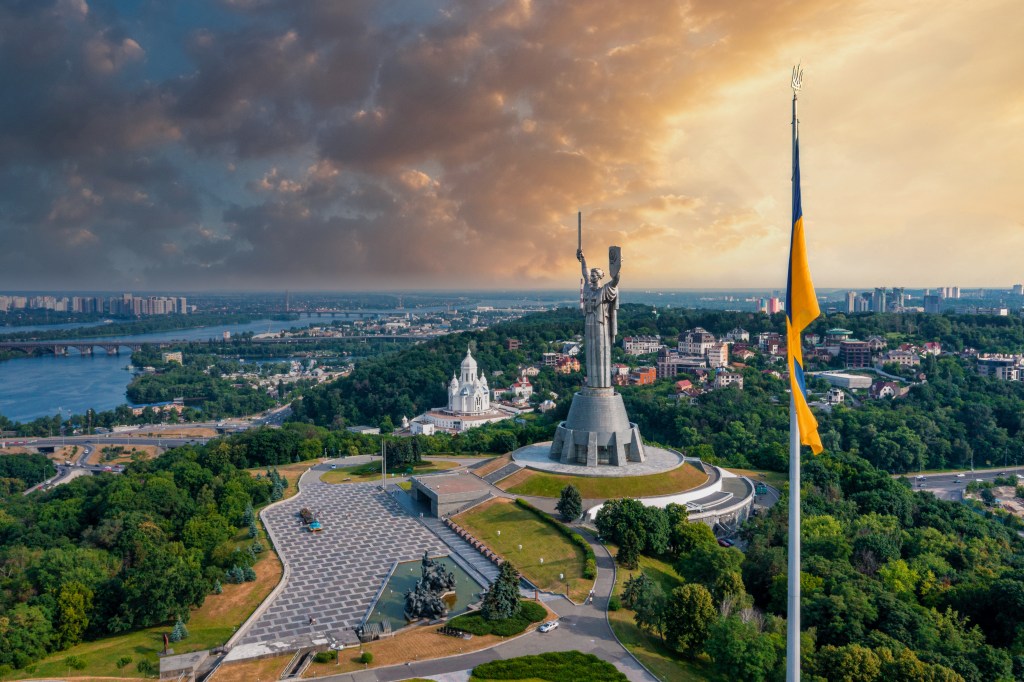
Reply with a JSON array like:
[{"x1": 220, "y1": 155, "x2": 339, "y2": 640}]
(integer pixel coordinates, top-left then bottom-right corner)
[{"x1": 236, "y1": 466, "x2": 447, "y2": 649}]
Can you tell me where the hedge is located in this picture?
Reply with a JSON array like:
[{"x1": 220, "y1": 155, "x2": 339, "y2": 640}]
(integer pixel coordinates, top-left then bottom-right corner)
[
  {"x1": 472, "y1": 650, "x2": 628, "y2": 681},
  {"x1": 514, "y1": 498, "x2": 597, "y2": 580}
]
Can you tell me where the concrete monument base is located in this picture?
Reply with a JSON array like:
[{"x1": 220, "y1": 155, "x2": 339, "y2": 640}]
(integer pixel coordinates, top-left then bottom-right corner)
[{"x1": 549, "y1": 387, "x2": 646, "y2": 467}]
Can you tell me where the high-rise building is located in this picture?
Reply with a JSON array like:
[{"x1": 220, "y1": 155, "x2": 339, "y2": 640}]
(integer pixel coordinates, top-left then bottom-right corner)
[
  {"x1": 924, "y1": 294, "x2": 943, "y2": 314},
  {"x1": 845, "y1": 290, "x2": 857, "y2": 314},
  {"x1": 872, "y1": 288, "x2": 887, "y2": 313},
  {"x1": 1013, "y1": 284, "x2": 1023, "y2": 296},
  {"x1": 891, "y1": 287, "x2": 905, "y2": 309}
]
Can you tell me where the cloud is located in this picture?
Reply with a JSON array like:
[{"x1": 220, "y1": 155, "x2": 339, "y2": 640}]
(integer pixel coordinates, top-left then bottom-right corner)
[{"x1": 0, "y1": 0, "x2": 1021, "y2": 290}]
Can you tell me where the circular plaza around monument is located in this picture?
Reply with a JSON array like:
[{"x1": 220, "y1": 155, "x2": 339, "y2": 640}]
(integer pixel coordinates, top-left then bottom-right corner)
[{"x1": 512, "y1": 441, "x2": 684, "y2": 477}]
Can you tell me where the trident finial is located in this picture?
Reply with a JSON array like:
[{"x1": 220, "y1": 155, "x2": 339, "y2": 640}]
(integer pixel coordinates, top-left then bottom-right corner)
[{"x1": 791, "y1": 64, "x2": 803, "y2": 92}]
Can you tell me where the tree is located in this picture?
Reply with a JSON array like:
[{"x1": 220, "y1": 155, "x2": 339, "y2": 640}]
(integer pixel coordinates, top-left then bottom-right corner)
[
  {"x1": 617, "y1": 529, "x2": 642, "y2": 570},
  {"x1": 555, "y1": 484, "x2": 583, "y2": 522},
  {"x1": 169, "y1": 619, "x2": 188, "y2": 642},
  {"x1": 53, "y1": 582, "x2": 92, "y2": 649},
  {"x1": 664, "y1": 584, "x2": 717, "y2": 655},
  {"x1": 621, "y1": 573, "x2": 654, "y2": 610},
  {"x1": 813, "y1": 644, "x2": 881, "y2": 682},
  {"x1": 706, "y1": 615, "x2": 783, "y2": 682},
  {"x1": 596, "y1": 498, "x2": 648, "y2": 548},
  {"x1": 482, "y1": 561, "x2": 522, "y2": 621}
]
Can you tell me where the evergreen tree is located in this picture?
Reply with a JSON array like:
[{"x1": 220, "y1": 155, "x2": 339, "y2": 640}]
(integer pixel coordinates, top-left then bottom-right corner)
[
  {"x1": 242, "y1": 503, "x2": 254, "y2": 526},
  {"x1": 248, "y1": 520, "x2": 258, "y2": 538},
  {"x1": 555, "y1": 484, "x2": 583, "y2": 522},
  {"x1": 213, "y1": 580, "x2": 223, "y2": 595},
  {"x1": 169, "y1": 619, "x2": 188, "y2": 643},
  {"x1": 482, "y1": 561, "x2": 522, "y2": 621},
  {"x1": 622, "y1": 573, "x2": 654, "y2": 611}
]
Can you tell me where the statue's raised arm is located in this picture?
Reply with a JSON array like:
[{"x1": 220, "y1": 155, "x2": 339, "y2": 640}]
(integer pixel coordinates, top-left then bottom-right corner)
[
  {"x1": 608, "y1": 246, "x2": 621, "y2": 288},
  {"x1": 577, "y1": 248, "x2": 588, "y2": 280}
]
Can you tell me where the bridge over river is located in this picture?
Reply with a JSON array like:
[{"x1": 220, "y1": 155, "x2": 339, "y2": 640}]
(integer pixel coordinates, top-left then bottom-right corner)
[{"x1": 0, "y1": 334, "x2": 436, "y2": 356}]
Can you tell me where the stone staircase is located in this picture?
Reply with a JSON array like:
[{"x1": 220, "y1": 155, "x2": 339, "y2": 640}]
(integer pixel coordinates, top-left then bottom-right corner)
[
  {"x1": 480, "y1": 461, "x2": 523, "y2": 485},
  {"x1": 417, "y1": 515, "x2": 499, "y2": 587}
]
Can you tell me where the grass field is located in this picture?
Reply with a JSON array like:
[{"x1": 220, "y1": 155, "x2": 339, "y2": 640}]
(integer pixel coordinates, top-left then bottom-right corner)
[
  {"x1": 16, "y1": 522, "x2": 283, "y2": 680},
  {"x1": 89, "y1": 444, "x2": 161, "y2": 465},
  {"x1": 454, "y1": 498, "x2": 591, "y2": 602},
  {"x1": 246, "y1": 460, "x2": 315, "y2": 500},
  {"x1": 723, "y1": 468, "x2": 787, "y2": 490},
  {"x1": 320, "y1": 459, "x2": 459, "y2": 484},
  {"x1": 499, "y1": 461, "x2": 708, "y2": 498},
  {"x1": 605, "y1": 546, "x2": 721, "y2": 682}
]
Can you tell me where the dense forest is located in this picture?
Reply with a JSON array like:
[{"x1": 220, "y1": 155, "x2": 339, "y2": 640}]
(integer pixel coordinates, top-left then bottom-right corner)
[
  {"x1": 597, "y1": 452, "x2": 1024, "y2": 681},
  {"x1": 0, "y1": 442, "x2": 276, "y2": 670}
]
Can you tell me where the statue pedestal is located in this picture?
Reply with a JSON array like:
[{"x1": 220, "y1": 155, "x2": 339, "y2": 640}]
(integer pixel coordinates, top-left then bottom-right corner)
[{"x1": 549, "y1": 388, "x2": 646, "y2": 466}]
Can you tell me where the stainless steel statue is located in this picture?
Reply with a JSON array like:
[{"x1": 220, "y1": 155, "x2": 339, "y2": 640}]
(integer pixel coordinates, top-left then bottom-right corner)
[
  {"x1": 577, "y1": 245, "x2": 620, "y2": 389},
  {"x1": 549, "y1": 214, "x2": 645, "y2": 466}
]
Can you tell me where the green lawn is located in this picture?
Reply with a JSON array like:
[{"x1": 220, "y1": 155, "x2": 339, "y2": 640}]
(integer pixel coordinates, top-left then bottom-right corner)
[
  {"x1": 500, "y1": 461, "x2": 707, "y2": 498},
  {"x1": 15, "y1": 522, "x2": 283, "y2": 680},
  {"x1": 723, "y1": 468, "x2": 787, "y2": 490},
  {"x1": 320, "y1": 459, "x2": 459, "y2": 484},
  {"x1": 606, "y1": 547, "x2": 723, "y2": 682},
  {"x1": 454, "y1": 499, "x2": 591, "y2": 602}
]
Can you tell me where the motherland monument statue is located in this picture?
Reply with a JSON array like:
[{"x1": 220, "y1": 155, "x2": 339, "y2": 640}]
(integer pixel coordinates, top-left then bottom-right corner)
[{"x1": 549, "y1": 213, "x2": 646, "y2": 466}]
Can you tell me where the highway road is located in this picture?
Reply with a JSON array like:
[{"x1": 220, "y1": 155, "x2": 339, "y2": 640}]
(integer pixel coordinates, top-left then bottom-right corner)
[
  {"x1": 10, "y1": 405, "x2": 295, "y2": 493},
  {"x1": 901, "y1": 466, "x2": 1024, "y2": 502}
]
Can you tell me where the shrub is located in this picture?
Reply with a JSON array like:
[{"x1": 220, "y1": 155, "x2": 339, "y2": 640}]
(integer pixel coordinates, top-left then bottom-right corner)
[
  {"x1": 491, "y1": 616, "x2": 531, "y2": 636},
  {"x1": 65, "y1": 655, "x2": 86, "y2": 670},
  {"x1": 608, "y1": 595, "x2": 621, "y2": 611},
  {"x1": 225, "y1": 565, "x2": 245, "y2": 584},
  {"x1": 359, "y1": 652, "x2": 373, "y2": 664},
  {"x1": 243, "y1": 565, "x2": 257, "y2": 581},
  {"x1": 313, "y1": 650, "x2": 337, "y2": 663},
  {"x1": 116, "y1": 655, "x2": 133, "y2": 669},
  {"x1": 448, "y1": 613, "x2": 492, "y2": 635},
  {"x1": 137, "y1": 659, "x2": 157, "y2": 675},
  {"x1": 520, "y1": 600, "x2": 547, "y2": 623}
]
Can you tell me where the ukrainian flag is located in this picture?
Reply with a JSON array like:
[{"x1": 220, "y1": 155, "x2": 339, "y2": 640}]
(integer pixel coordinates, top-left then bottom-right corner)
[{"x1": 786, "y1": 137, "x2": 823, "y2": 454}]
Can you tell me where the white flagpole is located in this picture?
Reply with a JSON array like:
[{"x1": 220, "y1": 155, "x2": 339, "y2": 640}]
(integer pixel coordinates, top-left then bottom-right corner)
[{"x1": 786, "y1": 65, "x2": 803, "y2": 682}]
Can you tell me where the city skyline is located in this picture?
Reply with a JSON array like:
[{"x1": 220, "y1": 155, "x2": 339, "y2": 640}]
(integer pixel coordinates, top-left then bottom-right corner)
[{"x1": 1, "y1": 0, "x2": 1021, "y2": 291}]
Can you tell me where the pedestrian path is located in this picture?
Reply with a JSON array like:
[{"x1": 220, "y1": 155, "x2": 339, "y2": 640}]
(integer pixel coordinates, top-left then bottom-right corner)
[{"x1": 416, "y1": 514, "x2": 499, "y2": 586}]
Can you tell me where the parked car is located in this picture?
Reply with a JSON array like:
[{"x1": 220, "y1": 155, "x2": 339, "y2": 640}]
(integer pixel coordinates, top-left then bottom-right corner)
[
  {"x1": 538, "y1": 621, "x2": 559, "y2": 633},
  {"x1": 956, "y1": 473, "x2": 966, "y2": 478},
  {"x1": 717, "y1": 539, "x2": 734, "y2": 548}
]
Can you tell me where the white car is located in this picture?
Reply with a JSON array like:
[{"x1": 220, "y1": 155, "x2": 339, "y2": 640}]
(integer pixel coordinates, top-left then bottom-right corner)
[
  {"x1": 956, "y1": 473, "x2": 966, "y2": 478},
  {"x1": 538, "y1": 621, "x2": 559, "y2": 633}
]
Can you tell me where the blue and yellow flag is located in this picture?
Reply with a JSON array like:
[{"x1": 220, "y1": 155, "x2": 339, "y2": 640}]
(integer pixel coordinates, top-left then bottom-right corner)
[{"x1": 786, "y1": 138, "x2": 823, "y2": 454}]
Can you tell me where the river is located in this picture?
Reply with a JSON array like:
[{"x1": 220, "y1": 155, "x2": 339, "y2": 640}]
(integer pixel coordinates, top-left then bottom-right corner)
[
  {"x1": 0, "y1": 300, "x2": 564, "y2": 423},
  {"x1": 0, "y1": 314, "x2": 324, "y2": 423}
]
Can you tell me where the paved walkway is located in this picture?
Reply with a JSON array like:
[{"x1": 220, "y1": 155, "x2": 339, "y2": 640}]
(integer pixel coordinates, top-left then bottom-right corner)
[
  {"x1": 311, "y1": 531, "x2": 658, "y2": 682},
  {"x1": 238, "y1": 463, "x2": 446, "y2": 647}
]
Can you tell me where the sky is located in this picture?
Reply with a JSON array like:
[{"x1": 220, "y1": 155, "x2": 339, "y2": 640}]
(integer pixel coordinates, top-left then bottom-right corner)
[{"x1": 1, "y1": 0, "x2": 1021, "y2": 292}]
